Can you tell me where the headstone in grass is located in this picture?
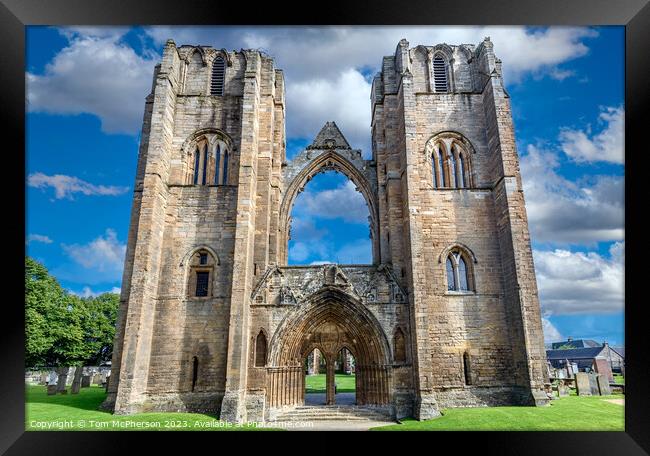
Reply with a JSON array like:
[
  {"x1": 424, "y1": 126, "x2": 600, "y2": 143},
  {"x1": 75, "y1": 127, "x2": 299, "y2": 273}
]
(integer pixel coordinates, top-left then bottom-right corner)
[
  {"x1": 588, "y1": 373, "x2": 599, "y2": 395},
  {"x1": 81, "y1": 375, "x2": 91, "y2": 388},
  {"x1": 575, "y1": 372, "x2": 591, "y2": 396},
  {"x1": 47, "y1": 385, "x2": 57, "y2": 395},
  {"x1": 92, "y1": 373, "x2": 102, "y2": 385},
  {"x1": 56, "y1": 367, "x2": 69, "y2": 394},
  {"x1": 558, "y1": 382, "x2": 569, "y2": 397},
  {"x1": 597, "y1": 375, "x2": 611, "y2": 395}
]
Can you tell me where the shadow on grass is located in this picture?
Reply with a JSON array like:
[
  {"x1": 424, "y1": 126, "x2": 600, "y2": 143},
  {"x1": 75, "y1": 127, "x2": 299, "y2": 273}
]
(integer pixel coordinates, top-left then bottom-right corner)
[{"x1": 26, "y1": 385, "x2": 107, "y2": 411}]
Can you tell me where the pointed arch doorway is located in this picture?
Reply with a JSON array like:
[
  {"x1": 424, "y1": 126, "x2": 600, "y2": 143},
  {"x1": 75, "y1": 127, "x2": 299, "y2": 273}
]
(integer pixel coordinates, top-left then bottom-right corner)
[{"x1": 267, "y1": 288, "x2": 392, "y2": 409}]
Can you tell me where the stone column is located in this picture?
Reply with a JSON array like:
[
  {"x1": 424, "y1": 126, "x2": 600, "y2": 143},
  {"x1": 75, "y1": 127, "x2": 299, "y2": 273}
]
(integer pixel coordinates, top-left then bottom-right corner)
[
  {"x1": 480, "y1": 37, "x2": 548, "y2": 406},
  {"x1": 326, "y1": 357, "x2": 336, "y2": 405},
  {"x1": 342, "y1": 348, "x2": 349, "y2": 374},
  {"x1": 220, "y1": 50, "x2": 263, "y2": 423},
  {"x1": 312, "y1": 350, "x2": 320, "y2": 375}
]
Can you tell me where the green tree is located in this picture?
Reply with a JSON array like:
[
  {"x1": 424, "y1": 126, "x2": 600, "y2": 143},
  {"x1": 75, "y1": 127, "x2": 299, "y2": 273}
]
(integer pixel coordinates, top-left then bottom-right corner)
[
  {"x1": 25, "y1": 256, "x2": 66, "y2": 367},
  {"x1": 25, "y1": 256, "x2": 120, "y2": 369}
]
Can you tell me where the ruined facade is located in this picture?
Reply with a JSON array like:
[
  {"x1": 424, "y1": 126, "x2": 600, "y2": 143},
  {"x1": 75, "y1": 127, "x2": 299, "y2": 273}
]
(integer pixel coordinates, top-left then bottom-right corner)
[{"x1": 103, "y1": 37, "x2": 549, "y2": 422}]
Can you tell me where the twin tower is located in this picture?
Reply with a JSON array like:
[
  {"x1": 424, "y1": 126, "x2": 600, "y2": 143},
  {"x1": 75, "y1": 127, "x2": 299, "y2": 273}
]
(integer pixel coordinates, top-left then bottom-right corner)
[{"x1": 103, "y1": 37, "x2": 549, "y2": 422}]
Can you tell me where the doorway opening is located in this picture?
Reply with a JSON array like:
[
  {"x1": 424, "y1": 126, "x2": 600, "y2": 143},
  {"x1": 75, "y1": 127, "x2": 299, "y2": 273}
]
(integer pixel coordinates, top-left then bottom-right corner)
[
  {"x1": 334, "y1": 347, "x2": 356, "y2": 405},
  {"x1": 304, "y1": 348, "x2": 327, "y2": 405}
]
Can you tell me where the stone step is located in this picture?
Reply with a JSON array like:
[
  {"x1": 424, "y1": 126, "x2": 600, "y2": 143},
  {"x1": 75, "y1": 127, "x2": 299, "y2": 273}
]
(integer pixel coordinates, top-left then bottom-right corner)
[{"x1": 271, "y1": 405, "x2": 394, "y2": 422}]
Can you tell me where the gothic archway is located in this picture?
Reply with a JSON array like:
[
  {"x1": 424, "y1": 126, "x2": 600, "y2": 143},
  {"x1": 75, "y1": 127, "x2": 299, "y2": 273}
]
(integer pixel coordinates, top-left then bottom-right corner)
[
  {"x1": 279, "y1": 150, "x2": 380, "y2": 265},
  {"x1": 266, "y1": 286, "x2": 391, "y2": 407}
]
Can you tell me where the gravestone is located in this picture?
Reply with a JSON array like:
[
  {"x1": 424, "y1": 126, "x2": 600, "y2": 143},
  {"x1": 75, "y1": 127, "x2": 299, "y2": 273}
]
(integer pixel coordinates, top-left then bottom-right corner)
[
  {"x1": 597, "y1": 375, "x2": 611, "y2": 395},
  {"x1": 56, "y1": 367, "x2": 69, "y2": 394},
  {"x1": 81, "y1": 375, "x2": 91, "y2": 388},
  {"x1": 575, "y1": 372, "x2": 591, "y2": 396},
  {"x1": 588, "y1": 373, "x2": 600, "y2": 395},
  {"x1": 92, "y1": 373, "x2": 102, "y2": 385},
  {"x1": 40, "y1": 373, "x2": 48, "y2": 385},
  {"x1": 47, "y1": 385, "x2": 57, "y2": 395}
]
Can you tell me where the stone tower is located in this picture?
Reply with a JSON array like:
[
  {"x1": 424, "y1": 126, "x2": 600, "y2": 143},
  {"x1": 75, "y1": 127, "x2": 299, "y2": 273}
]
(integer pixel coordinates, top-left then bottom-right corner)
[{"x1": 104, "y1": 37, "x2": 548, "y2": 422}]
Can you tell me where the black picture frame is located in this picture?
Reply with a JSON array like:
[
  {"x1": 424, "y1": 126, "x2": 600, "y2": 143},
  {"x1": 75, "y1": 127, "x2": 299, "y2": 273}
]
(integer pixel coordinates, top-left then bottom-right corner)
[{"x1": 4, "y1": 0, "x2": 648, "y2": 452}]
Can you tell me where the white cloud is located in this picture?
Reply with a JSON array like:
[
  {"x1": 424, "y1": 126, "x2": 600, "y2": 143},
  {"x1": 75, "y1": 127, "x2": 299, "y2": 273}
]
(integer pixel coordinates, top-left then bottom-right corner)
[
  {"x1": 293, "y1": 180, "x2": 370, "y2": 224},
  {"x1": 542, "y1": 317, "x2": 563, "y2": 342},
  {"x1": 287, "y1": 69, "x2": 372, "y2": 152},
  {"x1": 26, "y1": 31, "x2": 157, "y2": 134},
  {"x1": 26, "y1": 234, "x2": 53, "y2": 245},
  {"x1": 533, "y1": 242, "x2": 624, "y2": 315},
  {"x1": 69, "y1": 285, "x2": 121, "y2": 298},
  {"x1": 62, "y1": 229, "x2": 126, "y2": 278},
  {"x1": 142, "y1": 26, "x2": 596, "y2": 153},
  {"x1": 334, "y1": 238, "x2": 373, "y2": 264},
  {"x1": 28, "y1": 172, "x2": 129, "y2": 199},
  {"x1": 289, "y1": 217, "x2": 328, "y2": 242},
  {"x1": 29, "y1": 26, "x2": 596, "y2": 147},
  {"x1": 520, "y1": 145, "x2": 624, "y2": 244},
  {"x1": 559, "y1": 105, "x2": 624, "y2": 164}
]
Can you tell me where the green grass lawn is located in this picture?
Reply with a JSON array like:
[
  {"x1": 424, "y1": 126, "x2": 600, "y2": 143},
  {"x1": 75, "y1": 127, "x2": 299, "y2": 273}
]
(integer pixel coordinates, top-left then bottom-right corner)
[
  {"x1": 26, "y1": 385, "x2": 280, "y2": 431},
  {"x1": 305, "y1": 374, "x2": 356, "y2": 393},
  {"x1": 613, "y1": 373, "x2": 625, "y2": 385},
  {"x1": 370, "y1": 394, "x2": 625, "y2": 431}
]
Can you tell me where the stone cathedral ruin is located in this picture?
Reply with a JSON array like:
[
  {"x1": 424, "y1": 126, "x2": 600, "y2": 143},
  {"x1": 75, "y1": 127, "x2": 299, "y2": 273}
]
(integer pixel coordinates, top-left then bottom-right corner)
[{"x1": 103, "y1": 37, "x2": 549, "y2": 422}]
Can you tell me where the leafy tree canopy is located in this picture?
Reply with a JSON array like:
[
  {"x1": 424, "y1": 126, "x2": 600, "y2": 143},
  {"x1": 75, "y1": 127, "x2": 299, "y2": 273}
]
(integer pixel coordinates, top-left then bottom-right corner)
[{"x1": 25, "y1": 256, "x2": 120, "y2": 368}]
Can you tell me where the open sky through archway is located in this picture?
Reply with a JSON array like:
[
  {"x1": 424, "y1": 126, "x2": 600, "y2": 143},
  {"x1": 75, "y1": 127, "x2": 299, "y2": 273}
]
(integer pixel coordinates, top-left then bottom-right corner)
[{"x1": 288, "y1": 171, "x2": 372, "y2": 265}]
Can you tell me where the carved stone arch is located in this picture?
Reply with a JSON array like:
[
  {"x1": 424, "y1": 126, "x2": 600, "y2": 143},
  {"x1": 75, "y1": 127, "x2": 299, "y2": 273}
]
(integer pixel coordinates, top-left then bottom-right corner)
[
  {"x1": 181, "y1": 245, "x2": 220, "y2": 298},
  {"x1": 425, "y1": 131, "x2": 476, "y2": 188},
  {"x1": 254, "y1": 328, "x2": 269, "y2": 367},
  {"x1": 437, "y1": 242, "x2": 478, "y2": 264},
  {"x1": 456, "y1": 44, "x2": 473, "y2": 62},
  {"x1": 185, "y1": 46, "x2": 208, "y2": 65},
  {"x1": 180, "y1": 244, "x2": 221, "y2": 267},
  {"x1": 268, "y1": 286, "x2": 391, "y2": 367},
  {"x1": 431, "y1": 43, "x2": 454, "y2": 61},
  {"x1": 266, "y1": 286, "x2": 393, "y2": 407},
  {"x1": 279, "y1": 150, "x2": 380, "y2": 265},
  {"x1": 211, "y1": 49, "x2": 233, "y2": 67},
  {"x1": 181, "y1": 128, "x2": 234, "y2": 156},
  {"x1": 440, "y1": 243, "x2": 477, "y2": 292}
]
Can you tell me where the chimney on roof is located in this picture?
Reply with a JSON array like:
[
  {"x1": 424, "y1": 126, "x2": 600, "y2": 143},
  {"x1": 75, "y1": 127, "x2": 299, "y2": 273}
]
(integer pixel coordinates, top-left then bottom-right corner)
[
  {"x1": 567, "y1": 336, "x2": 573, "y2": 342},
  {"x1": 603, "y1": 341, "x2": 608, "y2": 347}
]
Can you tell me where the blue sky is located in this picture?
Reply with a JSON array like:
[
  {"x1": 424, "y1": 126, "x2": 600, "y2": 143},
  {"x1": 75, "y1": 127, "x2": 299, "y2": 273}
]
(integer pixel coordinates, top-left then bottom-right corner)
[{"x1": 25, "y1": 26, "x2": 624, "y2": 346}]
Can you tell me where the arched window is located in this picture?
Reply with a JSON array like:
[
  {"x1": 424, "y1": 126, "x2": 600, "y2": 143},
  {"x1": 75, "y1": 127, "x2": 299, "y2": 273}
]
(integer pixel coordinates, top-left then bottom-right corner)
[
  {"x1": 446, "y1": 256, "x2": 456, "y2": 291},
  {"x1": 394, "y1": 328, "x2": 406, "y2": 363},
  {"x1": 187, "y1": 249, "x2": 216, "y2": 297},
  {"x1": 201, "y1": 145, "x2": 208, "y2": 185},
  {"x1": 428, "y1": 137, "x2": 473, "y2": 190},
  {"x1": 436, "y1": 145, "x2": 446, "y2": 188},
  {"x1": 432, "y1": 55, "x2": 449, "y2": 92},
  {"x1": 446, "y1": 250, "x2": 472, "y2": 292},
  {"x1": 458, "y1": 149, "x2": 466, "y2": 188},
  {"x1": 255, "y1": 331, "x2": 267, "y2": 367},
  {"x1": 193, "y1": 147, "x2": 200, "y2": 185},
  {"x1": 463, "y1": 352, "x2": 472, "y2": 385},
  {"x1": 191, "y1": 356, "x2": 199, "y2": 391},
  {"x1": 431, "y1": 153, "x2": 438, "y2": 188},
  {"x1": 222, "y1": 150, "x2": 229, "y2": 184},
  {"x1": 210, "y1": 56, "x2": 225, "y2": 96},
  {"x1": 214, "y1": 144, "x2": 221, "y2": 185},
  {"x1": 448, "y1": 150, "x2": 457, "y2": 188},
  {"x1": 458, "y1": 256, "x2": 468, "y2": 291}
]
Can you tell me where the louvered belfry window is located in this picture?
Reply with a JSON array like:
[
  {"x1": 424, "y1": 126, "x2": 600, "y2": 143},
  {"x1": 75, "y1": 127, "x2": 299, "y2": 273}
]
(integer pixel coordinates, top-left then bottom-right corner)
[
  {"x1": 433, "y1": 56, "x2": 449, "y2": 92},
  {"x1": 210, "y1": 56, "x2": 225, "y2": 96}
]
